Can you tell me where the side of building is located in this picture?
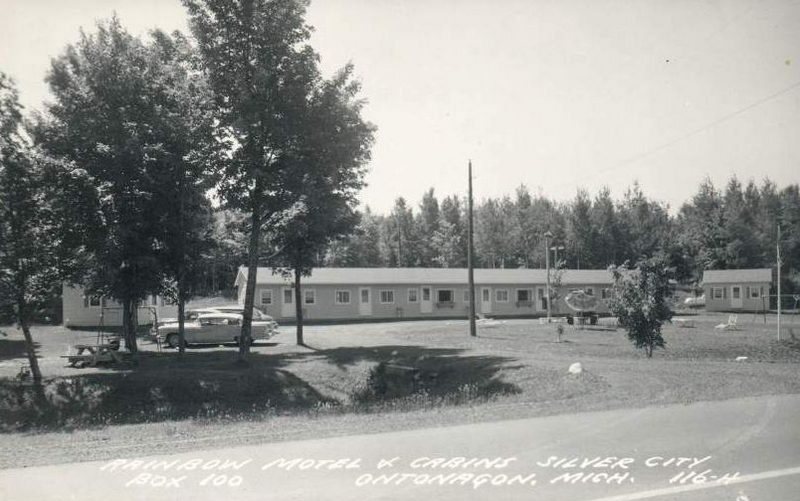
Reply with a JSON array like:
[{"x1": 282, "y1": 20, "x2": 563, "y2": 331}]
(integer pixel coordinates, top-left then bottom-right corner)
[
  {"x1": 62, "y1": 285, "x2": 179, "y2": 328},
  {"x1": 234, "y1": 267, "x2": 614, "y2": 323},
  {"x1": 702, "y1": 268, "x2": 772, "y2": 312}
]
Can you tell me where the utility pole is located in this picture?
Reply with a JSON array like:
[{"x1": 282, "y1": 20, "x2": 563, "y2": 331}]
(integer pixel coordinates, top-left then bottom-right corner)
[
  {"x1": 544, "y1": 231, "x2": 553, "y2": 323},
  {"x1": 468, "y1": 160, "x2": 477, "y2": 337},
  {"x1": 777, "y1": 224, "x2": 782, "y2": 341}
]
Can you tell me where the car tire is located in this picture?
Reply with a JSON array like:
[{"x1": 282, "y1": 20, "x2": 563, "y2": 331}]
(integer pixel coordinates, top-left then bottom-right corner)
[{"x1": 166, "y1": 334, "x2": 184, "y2": 349}]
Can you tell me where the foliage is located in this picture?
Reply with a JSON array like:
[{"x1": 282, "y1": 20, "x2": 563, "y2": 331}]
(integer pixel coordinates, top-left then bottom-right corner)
[
  {"x1": 34, "y1": 18, "x2": 216, "y2": 353},
  {"x1": 184, "y1": 0, "x2": 323, "y2": 358},
  {"x1": 1, "y1": 72, "x2": 95, "y2": 383},
  {"x1": 608, "y1": 257, "x2": 674, "y2": 358},
  {"x1": 266, "y1": 63, "x2": 375, "y2": 344}
]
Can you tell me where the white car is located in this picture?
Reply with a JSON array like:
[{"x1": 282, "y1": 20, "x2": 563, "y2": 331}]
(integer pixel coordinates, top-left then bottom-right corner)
[
  {"x1": 683, "y1": 295, "x2": 706, "y2": 307},
  {"x1": 157, "y1": 312, "x2": 278, "y2": 349}
]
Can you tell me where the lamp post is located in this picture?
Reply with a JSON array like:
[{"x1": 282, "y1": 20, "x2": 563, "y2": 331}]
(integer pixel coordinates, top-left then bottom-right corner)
[{"x1": 544, "y1": 231, "x2": 553, "y2": 323}]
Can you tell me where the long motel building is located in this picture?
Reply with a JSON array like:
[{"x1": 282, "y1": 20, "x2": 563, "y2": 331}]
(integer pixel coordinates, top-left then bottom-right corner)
[{"x1": 234, "y1": 267, "x2": 615, "y2": 322}]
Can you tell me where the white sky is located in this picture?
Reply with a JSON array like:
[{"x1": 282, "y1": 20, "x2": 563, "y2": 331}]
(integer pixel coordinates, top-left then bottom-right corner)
[{"x1": 1, "y1": 0, "x2": 798, "y2": 213}]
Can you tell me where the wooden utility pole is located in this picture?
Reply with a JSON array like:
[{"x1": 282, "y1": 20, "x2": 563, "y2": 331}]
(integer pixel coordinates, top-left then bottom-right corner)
[
  {"x1": 777, "y1": 224, "x2": 782, "y2": 341},
  {"x1": 468, "y1": 160, "x2": 477, "y2": 337}
]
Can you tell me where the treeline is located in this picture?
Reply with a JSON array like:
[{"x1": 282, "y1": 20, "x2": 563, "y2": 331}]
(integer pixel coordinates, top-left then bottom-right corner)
[{"x1": 312, "y1": 178, "x2": 799, "y2": 288}]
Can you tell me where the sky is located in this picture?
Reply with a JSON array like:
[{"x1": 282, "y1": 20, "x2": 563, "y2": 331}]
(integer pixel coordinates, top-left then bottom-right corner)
[{"x1": 1, "y1": 0, "x2": 798, "y2": 214}]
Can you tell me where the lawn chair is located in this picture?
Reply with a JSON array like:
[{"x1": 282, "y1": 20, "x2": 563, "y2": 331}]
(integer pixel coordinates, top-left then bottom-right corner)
[{"x1": 715, "y1": 314, "x2": 739, "y2": 331}]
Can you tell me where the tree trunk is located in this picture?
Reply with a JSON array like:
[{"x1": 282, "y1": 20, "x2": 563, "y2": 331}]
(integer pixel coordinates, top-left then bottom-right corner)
[
  {"x1": 177, "y1": 291, "x2": 186, "y2": 356},
  {"x1": 18, "y1": 311, "x2": 43, "y2": 386},
  {"x1": 239, "y1": 187, "x2": 263, "y2": 363},
  {"x1": 122, "y1": 297, "x2": 138, "y2": 354},
  {"x1": 294, "y1": 266, "x2": 304, "y2": 346}
]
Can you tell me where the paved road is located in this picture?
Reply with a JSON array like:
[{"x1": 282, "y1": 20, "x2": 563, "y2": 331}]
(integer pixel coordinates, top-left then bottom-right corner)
[{"x1": 2, "y1": 394, "x2": 799, "y2": 501}]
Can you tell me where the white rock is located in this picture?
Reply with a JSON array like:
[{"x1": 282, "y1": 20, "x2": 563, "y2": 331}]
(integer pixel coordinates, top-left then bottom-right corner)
[
  {"x1": 568, "y1": 362, "x2": 583, "y2": 374},
  {"x1": 735, "y1": 356, "x2": 748, "y2": 362}
]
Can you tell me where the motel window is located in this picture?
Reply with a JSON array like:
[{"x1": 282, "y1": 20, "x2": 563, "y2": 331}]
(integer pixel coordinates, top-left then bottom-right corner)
[
  {"x1": 482, "y1": 289, "x2": 490, "y2": 302},
  {"x1": 335, "y1": 290, "x2": 351, "y2": 305},
  {"x1": 437, "y1": 289, "x2": 454, "y2": 303},
  {"x1": 261, "y1": 290, "x2": 273, "y2": 306},
  {"x1": 422, "y1": 287, "x2": 431, "y2": 301},
  {"x1": 712, "y1": 287, "x2": 723, "y2": 300},
  {"x1": 283, "y1": 289, "x2": 293, "y2": 304},
  {"x1": 495, "y1": 289, "x2": 509, "y2": 302},
  {"x1": 516, "y1": 289, "x2": 532, "y2": 302},
  {"x1": 151, "y1": 295, "x2": 158, "y2": 306},
  {"x1": 732, "y1": 287, "x2": 740, "y2": 299},
  {"x1": 585, "y1": 287, "x2": 594, "y2": 296},
  {"x1": 304, "y1": 290, "x2": 316, "y2": 305},
  {"x1": 408, "y1": 288, "x2": 418, "y2": 303},
  {"x1": 601, "y1": 288, "x2": 612, "y2": 300},
  {"x1": 88, "y1": 295, "x2": 101, "y2": 307},
  {"x1": 380, "y1": 290, "x2": 395, "y2": 304}
]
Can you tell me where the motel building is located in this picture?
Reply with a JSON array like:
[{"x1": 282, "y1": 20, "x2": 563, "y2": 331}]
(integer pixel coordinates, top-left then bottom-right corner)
[
  {"x1": 233, "y1": 267, "x2": 616, "y2": 323},
  {"x1": 62, "y1": 285, "x2": 178, "y2": 328},
  {"x1": 702, "y1": 268, "x2": 773, "y2": 312}
]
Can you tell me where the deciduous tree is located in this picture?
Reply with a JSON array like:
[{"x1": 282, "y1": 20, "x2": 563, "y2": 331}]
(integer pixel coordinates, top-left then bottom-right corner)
[{"x1": 608, "y1": 257, "x2": 674, "y2": 358}]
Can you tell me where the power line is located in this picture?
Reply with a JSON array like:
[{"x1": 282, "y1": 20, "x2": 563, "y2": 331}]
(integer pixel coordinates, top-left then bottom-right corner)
[{"x1": 558, "y1": 78, "x2": 800, "y2": 189}]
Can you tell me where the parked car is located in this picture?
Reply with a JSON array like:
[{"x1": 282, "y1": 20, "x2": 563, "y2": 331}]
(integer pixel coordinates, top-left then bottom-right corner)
[
  {"x1": 157, "y1": 312, "x2": 278, "y2": 349},
  {"x1": 683, "y1": 295, "x2": 706, "y2": 307}
]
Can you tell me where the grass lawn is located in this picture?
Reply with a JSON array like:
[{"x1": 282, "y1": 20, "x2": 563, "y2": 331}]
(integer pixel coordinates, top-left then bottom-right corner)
[{"x1": 1, "y1": 311, "x2": 799, "y2": 468}]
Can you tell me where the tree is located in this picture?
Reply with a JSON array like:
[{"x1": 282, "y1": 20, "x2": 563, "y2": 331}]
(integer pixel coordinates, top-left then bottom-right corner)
[
  {"x1": 1, "y1": 72, "x2": 95, "y2": 385},
  {"x1": 566, "y1": 189, "x2": 596, "y2": 269},
  {"x1": 146, "y1": 30, "x2": 218, "y2": 355},
  {"x1": 475, "y1": 198, "x2": 512, "y2": 268},
  {"x1": 184, "y1": 0, "x2": 322, "y2": 360},
  {"x1": 416, "y1": 188, "x2": 440, "y2": 266},
  {"x1": 608, "y1": 257, "x2": 674, "y2": 358},
  {"x1": 325, "y1": 207, "x2": 383, "y2": 267},
  {"x1": 385, "y1": 198, "x2": 418, "y2": 267},
  {"x1": 590, "y1": 187, "x2": 622, "y2": 266},
  {"x1": 511, "y1": 185, "x2": 536, "y2": 267},
  {"x1": 268, "y1": 64, "x2": 374, "y2": 345},
  {"x1": 439, "y1": 195, "x2": 467, "y2": 267},
  {"x1": 36, "y1": 18, "x2": 198, "y2": 354}
]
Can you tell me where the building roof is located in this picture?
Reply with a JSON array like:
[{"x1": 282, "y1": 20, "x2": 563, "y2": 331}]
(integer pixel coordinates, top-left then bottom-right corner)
[
  {"x1": 236, "y1": 267, "x2": 614, "y2": 287},
  {"x1": 702, "y1": 268, "x2": 772, "y2": 284}
]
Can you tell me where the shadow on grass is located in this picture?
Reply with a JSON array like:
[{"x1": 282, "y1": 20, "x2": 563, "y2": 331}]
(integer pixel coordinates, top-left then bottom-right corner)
[
  {"x1": 0, "y1": 345, "x2": 521, "y2": 432},
  {"x1": 288, "y1": 345, "x2": 521, "y2": 402},
  {"x1": 0, "y1": 338, "x2": 37, "y2": 362}
]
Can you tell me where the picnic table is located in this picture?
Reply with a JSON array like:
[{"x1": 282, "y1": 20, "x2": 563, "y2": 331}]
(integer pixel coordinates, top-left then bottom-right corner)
[{"x1": 62, "y1": 343, "x2": 126, "y2": 368}]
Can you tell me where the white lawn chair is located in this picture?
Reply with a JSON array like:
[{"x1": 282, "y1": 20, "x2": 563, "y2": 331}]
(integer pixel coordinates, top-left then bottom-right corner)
[{"x1": 715, "y1": 314, "x2": 739, "y2": 331}]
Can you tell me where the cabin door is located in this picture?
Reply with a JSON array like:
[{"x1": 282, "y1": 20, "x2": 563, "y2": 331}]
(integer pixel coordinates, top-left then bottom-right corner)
[
  {"x1": 731, "y1": 285, "x2": 743, "y2": 308},
  {"x1": 420, "y1": 286, "x2": 433, "y2": 313},
  {"x1": 481, "y1": 287, "x2": 492, "y2": 314},
  {"x1": 359, "y1": 287, "x2": 372, "y2": 316},
  {"x1": 281, "y1": 288, "x2": 294, "y2": 317}
]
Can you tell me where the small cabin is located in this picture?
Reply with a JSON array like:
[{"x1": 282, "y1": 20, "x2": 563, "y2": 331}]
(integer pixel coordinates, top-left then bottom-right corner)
[
  {"x1": 62, "y1": 285, "x2": 179, "y2": 327},
  {"x1": 702, "y1": 269, "x2": 772, "y2": 312}
]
